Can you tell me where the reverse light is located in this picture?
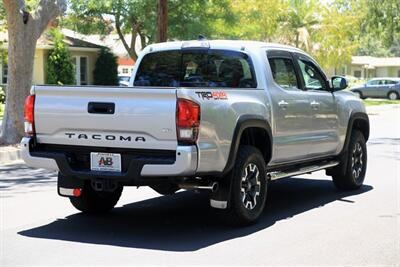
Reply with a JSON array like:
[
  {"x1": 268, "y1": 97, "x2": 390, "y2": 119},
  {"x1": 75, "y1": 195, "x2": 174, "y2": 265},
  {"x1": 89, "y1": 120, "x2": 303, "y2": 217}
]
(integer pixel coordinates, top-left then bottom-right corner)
[
  {"x1": 176, "y1": 98, "x2": 200, "y2": 145},
  {"x1": 24, "y1": 94, "x2": 35, "y2": 136}
]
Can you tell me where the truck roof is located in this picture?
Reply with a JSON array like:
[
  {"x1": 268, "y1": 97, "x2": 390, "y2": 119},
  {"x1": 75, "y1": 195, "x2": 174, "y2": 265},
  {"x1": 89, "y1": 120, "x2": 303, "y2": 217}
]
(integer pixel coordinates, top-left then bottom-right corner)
[{"x1": 144, "y1": 40, "x2": 305, "y2": 54}]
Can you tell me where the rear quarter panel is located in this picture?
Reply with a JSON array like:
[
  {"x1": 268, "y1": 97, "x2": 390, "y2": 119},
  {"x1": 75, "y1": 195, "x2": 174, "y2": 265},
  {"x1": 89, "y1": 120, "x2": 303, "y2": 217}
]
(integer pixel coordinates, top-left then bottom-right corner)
[{"x1": 177, "y1": 89, "x2": 270, "y2": 173}]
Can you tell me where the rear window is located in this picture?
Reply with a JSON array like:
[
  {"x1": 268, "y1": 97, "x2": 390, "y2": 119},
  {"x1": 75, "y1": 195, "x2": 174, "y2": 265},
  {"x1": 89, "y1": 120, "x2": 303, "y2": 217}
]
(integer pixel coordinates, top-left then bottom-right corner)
[{"x1": 134, "y1": 50, "x2": 257, "y2": 88}]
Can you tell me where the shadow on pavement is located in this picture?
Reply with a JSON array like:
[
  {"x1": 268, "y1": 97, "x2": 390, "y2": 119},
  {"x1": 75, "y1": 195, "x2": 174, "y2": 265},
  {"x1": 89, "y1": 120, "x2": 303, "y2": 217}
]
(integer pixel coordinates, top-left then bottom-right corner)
[
  {"x1": 19, "y1": 177, "x2": 372, "y2": 251},
  {"x1": 0, "y1": 163, "x2": 56, "y2": 190}
]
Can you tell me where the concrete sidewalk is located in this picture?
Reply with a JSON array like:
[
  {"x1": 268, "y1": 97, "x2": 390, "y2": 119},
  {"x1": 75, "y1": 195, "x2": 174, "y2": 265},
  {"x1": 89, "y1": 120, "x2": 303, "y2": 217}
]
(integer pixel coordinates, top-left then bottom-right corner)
[{"x1": 0, "y1": 145, "x2": 21, "y2": 165}]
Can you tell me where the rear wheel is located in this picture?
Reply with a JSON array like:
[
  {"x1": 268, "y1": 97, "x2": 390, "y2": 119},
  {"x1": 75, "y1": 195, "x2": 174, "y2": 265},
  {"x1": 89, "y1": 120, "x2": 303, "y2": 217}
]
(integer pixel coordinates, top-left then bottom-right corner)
[
  {"x1": 215, "y1": 146, "x2": 267, "y2": 226},
  {"x1": 388, "y1": 91, "x2": 399, "y2": 100},
  {"x1": 70, "y1": 182, "x2": 123, "y2": 213},
  {"x1": 332, "y1": 130, "x2": 367, "y2": 190}
]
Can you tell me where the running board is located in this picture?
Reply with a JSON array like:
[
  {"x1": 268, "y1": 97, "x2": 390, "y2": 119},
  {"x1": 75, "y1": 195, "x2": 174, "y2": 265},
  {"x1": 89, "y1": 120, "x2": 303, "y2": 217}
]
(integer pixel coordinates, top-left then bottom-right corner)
[{"x1": 268, "y1": 161, "x2": 339, "y2": 181}]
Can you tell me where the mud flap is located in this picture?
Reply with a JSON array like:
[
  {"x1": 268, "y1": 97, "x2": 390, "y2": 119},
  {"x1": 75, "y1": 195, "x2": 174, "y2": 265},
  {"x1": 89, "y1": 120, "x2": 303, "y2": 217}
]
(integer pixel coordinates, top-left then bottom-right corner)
[
  {"x1": 57, "y1": 172, "x2": 85, "y2": 197},
  {"x1": 210, "y1": 172, "x2": 233, "y2": 209}
]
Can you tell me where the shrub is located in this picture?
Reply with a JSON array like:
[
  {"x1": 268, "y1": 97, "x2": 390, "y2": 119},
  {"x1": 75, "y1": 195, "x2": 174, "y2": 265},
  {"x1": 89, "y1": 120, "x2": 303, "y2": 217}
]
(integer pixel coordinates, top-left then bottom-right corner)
[
  {"x1": 46, "y1": 29, "x2": 75, "y2": 85},
  {"x1": 93, "y1": 48, "x2": 119, "y2": 86}
]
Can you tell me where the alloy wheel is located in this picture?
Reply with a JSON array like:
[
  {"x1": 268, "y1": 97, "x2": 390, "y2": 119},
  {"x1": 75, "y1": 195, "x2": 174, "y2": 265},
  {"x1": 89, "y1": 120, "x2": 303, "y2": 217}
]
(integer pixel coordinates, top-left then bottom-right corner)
[
  {"x1": 240, "y1": 163, "x2": 261, "y2": 210},
  {"x1": 351, "y1": 142, "x2": 364, "y2": 180}
]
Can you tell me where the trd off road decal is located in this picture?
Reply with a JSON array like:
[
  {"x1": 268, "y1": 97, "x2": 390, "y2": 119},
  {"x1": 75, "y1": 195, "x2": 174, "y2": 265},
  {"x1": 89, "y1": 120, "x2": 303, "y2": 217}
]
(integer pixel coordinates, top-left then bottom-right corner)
[{"x1": 196, "y1": 91, "x2": 228, "y2": 100}]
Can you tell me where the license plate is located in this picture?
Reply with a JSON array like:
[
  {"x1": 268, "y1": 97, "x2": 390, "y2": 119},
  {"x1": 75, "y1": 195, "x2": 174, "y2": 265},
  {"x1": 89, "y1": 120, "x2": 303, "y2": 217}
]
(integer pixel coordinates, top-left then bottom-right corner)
[{"x1": 90, "y1": 152, "x2": 121, "y2": 172}]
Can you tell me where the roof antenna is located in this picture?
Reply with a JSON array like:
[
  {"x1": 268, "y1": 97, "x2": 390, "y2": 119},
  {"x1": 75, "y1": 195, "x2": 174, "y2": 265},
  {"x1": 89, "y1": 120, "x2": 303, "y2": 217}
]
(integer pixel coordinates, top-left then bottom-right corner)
[{"x1": 198, "y1": 35, "x2": 207, "y2": 41}]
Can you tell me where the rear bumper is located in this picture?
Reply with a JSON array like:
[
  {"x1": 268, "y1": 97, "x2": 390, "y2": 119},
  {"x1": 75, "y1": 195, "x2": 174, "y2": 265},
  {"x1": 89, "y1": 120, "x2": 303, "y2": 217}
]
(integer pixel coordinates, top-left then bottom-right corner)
[{"x1": 21, "y1": 137, "x2": 198, "y2": 183}]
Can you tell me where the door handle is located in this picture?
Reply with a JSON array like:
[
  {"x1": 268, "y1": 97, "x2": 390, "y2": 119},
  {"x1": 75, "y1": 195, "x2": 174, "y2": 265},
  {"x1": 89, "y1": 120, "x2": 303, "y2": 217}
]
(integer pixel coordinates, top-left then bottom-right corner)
[
  {"x1": 88, "y1": 102, "x2": 115, "y2": 114},
  {"x1": 278, "y1": 100, "x2": 289, "y2": 110},
  {"x1": 310, "y1": 100, "x2": 320, "y2": 110}
]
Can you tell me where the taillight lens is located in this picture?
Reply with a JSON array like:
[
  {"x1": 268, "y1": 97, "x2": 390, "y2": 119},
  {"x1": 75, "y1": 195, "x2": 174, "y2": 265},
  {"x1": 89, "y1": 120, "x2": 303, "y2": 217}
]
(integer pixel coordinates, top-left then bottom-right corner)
[
  {"x1": 176, "y1": 98, "x2": 200, "y2": 144},
  {"x1": 24, "y1": 95, "x2": 35, "y2": 136}
]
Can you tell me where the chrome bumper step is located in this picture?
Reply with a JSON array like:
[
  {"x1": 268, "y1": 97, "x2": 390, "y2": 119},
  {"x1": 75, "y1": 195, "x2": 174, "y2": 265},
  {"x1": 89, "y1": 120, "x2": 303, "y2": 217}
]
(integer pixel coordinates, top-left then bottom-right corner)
[{"x1": 268, "y1": 161, "x2": 340, "y2": 181}]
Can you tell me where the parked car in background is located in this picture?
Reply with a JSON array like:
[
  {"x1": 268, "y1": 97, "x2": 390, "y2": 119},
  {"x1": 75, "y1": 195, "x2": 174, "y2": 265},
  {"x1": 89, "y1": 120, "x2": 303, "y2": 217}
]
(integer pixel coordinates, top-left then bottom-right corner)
[
  {"x1": 118, "y1": 75, "x2": 130, "y2": 86},
  {"x1": 350, "y1": 78, "x2": 400, "y2": 100}
]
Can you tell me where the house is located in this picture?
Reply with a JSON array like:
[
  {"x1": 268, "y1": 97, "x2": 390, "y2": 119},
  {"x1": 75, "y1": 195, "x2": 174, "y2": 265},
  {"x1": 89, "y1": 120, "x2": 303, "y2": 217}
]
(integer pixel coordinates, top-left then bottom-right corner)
[
  {"x1": 118, "y1": 57, "x2": 135, "y2": 75},
  {"x1": 334, "y1": 56, "x2": 400, "y2": 79},
  {"x1": 0, "y1": 30, "x2": 105, "y2": 86},
  {"x1": 60, "y1": 29, "x2": 139, "y2": 75}
]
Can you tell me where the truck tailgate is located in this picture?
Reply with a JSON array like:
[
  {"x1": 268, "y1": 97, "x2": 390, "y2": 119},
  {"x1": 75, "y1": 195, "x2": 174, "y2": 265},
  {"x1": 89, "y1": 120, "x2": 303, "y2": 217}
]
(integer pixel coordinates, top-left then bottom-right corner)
[{"x1": 33, "y1": 86, "x2": 178, "y2": 150}]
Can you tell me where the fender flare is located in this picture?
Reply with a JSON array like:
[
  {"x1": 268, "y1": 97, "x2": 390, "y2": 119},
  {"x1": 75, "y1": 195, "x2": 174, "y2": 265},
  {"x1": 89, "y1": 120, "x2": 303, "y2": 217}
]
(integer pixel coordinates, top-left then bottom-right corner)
[
  {"x1": 341, "y1": 112, "x2": 369, "y2": 155},
  {"x1": 222, "y1": 115, "x2": 273, "y2": 175},
  {"x1": 328, "y1": 112, "x2": 370, "y2": 177}
]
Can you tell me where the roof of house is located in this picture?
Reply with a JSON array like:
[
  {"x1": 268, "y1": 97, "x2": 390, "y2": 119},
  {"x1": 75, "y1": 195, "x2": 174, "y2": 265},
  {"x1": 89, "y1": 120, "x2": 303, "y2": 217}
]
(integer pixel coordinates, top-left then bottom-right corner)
[
  {"x1": 61, "y1": 29, "x2": 141, "y2": 57},
  {"x1": 352, "y1": 56, "x2": 400, "y2": 68},
  {"x1": 118, "y1": 57, "x2": 135, "y2": 66},
  {"x1": 0, "y1": 30, "x2": 104, "y2": 50}
]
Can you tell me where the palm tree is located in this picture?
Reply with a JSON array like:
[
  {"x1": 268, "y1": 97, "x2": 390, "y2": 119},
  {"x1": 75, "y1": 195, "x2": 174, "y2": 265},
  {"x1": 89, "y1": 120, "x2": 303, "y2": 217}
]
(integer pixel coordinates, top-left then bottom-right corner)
[{"x1": 278, "y1": 0, "x2": 321, "y2": 51}]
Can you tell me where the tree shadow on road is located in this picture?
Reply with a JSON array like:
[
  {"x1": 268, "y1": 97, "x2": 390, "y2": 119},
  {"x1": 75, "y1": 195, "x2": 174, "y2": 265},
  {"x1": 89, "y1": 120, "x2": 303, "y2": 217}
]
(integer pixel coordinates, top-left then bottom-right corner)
[
  {"x1": 18, "y1": 177, "x2": 372, "y2": 251},
  {"x1": 0, "y1": 163, "x2": 56, "y2": 191}
]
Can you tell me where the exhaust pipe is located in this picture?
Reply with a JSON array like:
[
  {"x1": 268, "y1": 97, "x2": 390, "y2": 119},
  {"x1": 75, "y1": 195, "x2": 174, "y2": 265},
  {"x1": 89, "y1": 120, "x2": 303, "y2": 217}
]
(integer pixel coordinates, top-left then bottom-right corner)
[{"x1": 178, "y1": 181, "x2": 218, "y2": 192}]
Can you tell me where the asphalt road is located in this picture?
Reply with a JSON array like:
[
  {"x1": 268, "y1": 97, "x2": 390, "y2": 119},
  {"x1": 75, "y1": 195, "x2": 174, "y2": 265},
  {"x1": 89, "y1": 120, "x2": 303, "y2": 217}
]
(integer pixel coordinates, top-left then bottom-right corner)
[{"x1": 1, "y1": 106, "x2": 399, "y2": 266}]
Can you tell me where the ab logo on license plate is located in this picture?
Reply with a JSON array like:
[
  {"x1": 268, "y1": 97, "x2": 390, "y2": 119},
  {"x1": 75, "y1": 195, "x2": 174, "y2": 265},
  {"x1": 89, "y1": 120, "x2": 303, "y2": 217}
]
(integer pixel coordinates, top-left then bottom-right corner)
[
  {"x1": 99, "y1": 157, "x2": 113, "y2": 166},
  {"x1": 90, "y1": 152, "x2": 121, "y2": 172}
]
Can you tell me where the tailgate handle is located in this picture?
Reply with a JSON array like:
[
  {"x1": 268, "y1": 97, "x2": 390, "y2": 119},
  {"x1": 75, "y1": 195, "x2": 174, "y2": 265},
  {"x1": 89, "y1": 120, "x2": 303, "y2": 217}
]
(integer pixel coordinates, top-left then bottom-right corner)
[{"x1": 88, "y1": 102, "x2": 115, "y2": 114}]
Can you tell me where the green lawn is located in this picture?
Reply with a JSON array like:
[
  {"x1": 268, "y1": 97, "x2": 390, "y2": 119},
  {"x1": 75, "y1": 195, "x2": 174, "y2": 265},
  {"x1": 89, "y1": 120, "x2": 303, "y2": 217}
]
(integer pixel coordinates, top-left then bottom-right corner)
[
  {"x1": 363, "y1": 99, "x2": 400, "y2": 106},
  {"x1": 0, "y1": 104, "x2": 4, "y2": 120}
]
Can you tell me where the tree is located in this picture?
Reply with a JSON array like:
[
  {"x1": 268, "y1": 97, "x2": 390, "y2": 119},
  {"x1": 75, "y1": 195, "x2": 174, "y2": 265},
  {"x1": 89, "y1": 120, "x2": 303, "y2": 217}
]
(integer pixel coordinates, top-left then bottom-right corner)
[
  {"x1": 156, "y1": 0, "x2": 168, "y2": 43},
  {"x1": 312, "y1": 0, "x2": 362, "y2": 70},
  {"x1": 278, "y1": 0, "x2": 321, "y2": 50},
  {"x1": 93, "y1": 48, "x2": 119, "y2": 86},
  {"x1": 46, "y1": 29, "x2": 75, "y2": 85},
  {"x1": 65, "y1": 0, "x2": 233, "y2": 59},
  {"x1": 0, "y1": 0, "x2": 67, "y2": 144},
  {"x1": 226, "y1": 0, "x2": 287, "y2": 41}
]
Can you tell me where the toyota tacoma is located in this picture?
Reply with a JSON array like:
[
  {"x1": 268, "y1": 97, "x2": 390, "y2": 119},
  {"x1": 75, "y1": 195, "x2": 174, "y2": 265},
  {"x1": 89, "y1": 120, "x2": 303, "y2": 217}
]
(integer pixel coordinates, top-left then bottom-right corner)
[{"x1": 21, "y1": 40, "x2": 369, "y2": 225}]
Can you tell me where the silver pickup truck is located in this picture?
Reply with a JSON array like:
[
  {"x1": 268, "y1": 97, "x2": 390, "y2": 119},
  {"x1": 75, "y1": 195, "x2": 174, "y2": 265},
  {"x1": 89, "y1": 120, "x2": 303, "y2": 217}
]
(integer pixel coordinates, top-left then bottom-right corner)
[{"x1": 21, "y1": 40, "x2": 369, "y2": 225}]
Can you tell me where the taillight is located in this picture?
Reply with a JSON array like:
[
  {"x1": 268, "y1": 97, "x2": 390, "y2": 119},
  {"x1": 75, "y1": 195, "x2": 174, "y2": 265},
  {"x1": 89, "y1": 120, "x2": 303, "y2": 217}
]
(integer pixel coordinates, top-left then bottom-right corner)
[
  {"x1": 176, "y1": 98, "x2": 200, "y2": 145},
  {"x1": 24, "y1": 94, "x2": 35, "y2": 136}
]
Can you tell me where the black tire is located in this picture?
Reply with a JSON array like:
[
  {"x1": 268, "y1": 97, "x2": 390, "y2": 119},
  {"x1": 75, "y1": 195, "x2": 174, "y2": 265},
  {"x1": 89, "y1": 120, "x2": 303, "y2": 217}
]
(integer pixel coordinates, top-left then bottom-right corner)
[
  {"x1": 70, "y1": 182, "x2": 123, "y2": 214},
  {"x1": 387, "y1": 91, "x2": 399, "y2": 100},
  {"x1": 354, "y1": 91, "x2": 365, "y2": 99},
  {"x1": 216, "y1": 146, "x2": 267, "y2": 226},
  {"x1": 332, "y1": 130, "x2": 367, "y2": 190}
]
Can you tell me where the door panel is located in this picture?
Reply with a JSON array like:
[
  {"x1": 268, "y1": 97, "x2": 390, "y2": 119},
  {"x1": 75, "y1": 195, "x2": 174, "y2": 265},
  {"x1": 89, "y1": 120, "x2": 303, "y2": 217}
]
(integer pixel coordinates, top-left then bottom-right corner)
[
  {"x1": 266, "y1": 51, "x2": 314, "y2": 164},
  {"x1": 293, "y1": 54, "x2": 339, "y2": 157},
  {"x1": 305, "y1": 90, "x2": 339, "y2": 156}
]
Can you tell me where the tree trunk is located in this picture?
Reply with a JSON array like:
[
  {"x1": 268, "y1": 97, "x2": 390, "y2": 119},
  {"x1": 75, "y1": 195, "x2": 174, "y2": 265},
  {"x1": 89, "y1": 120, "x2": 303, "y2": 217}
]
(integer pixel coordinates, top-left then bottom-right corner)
[
  {"x1": 156, "y1": 0, "x2": 168, "y2": 43},
  {"x1": 0, "y1": 0, "x2": 66, "y2": 144},
  {"x1": 115, "y1": 12, "x2": 138, "y2": 61}
]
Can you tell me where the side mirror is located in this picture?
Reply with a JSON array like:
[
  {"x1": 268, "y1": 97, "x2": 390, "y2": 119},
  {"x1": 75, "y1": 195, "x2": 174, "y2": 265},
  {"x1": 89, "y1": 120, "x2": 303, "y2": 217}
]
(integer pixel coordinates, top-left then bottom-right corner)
[{"x1": 331, "y1": 76, "x2": 348, "y2": 91}]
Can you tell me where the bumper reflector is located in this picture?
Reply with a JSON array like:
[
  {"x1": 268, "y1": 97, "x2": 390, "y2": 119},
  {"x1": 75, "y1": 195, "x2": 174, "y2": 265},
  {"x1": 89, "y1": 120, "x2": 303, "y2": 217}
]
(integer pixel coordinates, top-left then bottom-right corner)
[{"x1": 59, "y1": 187, "x2": 82, "y2": 197}]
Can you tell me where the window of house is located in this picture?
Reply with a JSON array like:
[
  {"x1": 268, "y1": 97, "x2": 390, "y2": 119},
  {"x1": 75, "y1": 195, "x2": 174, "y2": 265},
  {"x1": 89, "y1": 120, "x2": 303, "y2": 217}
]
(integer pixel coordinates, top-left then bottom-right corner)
[
  {"x1": 80, "y1": 57, "x2": 88, "y2": 85},
  {"x1": 354, "y1": 70, "x2": 362, "y2": 78},
  {"x1": 122, "y1": 68, "x2": 129, "y2": 74},
  {"x1": 1, "y1": 63, "x2": 8, "y2": 84},
  {"x1": 72, "y1": 56, "x2": 88, "y2": 85},
  {"x1": 268, "y1": 58, "x2": 299, "y2": 90}
]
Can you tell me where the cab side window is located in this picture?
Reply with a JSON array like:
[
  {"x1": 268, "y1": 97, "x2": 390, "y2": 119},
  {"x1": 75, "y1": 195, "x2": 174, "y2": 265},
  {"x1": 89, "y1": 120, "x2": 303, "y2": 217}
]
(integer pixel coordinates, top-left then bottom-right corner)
[
  {"x1": 297, "y1": 59, "x2": 328, "y2": 91},
  {"x1": 268, "y1": 57, "x2": 299, "y2": 90}
]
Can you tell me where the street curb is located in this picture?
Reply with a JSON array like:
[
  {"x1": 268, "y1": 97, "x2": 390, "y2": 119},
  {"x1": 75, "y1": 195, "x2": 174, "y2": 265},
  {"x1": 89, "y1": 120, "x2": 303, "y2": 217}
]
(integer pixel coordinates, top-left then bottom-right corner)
[{"x1": 0, "y1": 146, "x2": 22, "y2": 165}]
